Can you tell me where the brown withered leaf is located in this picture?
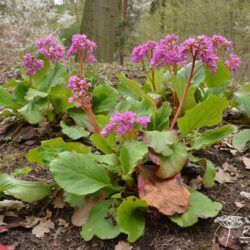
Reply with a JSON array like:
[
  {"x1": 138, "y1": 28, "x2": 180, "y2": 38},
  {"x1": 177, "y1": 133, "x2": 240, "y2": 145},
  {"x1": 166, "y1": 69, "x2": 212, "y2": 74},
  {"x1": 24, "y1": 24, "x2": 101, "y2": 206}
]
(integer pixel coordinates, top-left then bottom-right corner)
[
  {"x1": 13, "y1": 126, "x2": 36, "y2": 142},
  {"x1": 114, "y1": 241, "x2": 133, "y2": 250},
  {"x1": 138, "y1": 174, "x2": 190, "y2": 216},
  {"x1": 71, "y1": 195, "x2": 104, "y2": 227},
  {"x1": 57, "y1": 219, "x2": 69, "y2": 228},
  {"x1": 53, "y1": 193, "x2": 65, "y2": 209},
  {"x1": 222, "y1": 162, "x2": 238, "y2": 175},
  {"x1": 215, "y1": 167, "x2": 237, "y2": 184},
  {"x1": 0, "y1": 200, "x2": 24, "y2": 211},
  {"x1": 217, "y1": 228, "x2": 242, "y2": 250},
  {"x1": 242, "y1": 157, "x2": 250, "y2": 169},
  {"x1": 32, "y1": 218, "x2": 55, "y2": 238}
]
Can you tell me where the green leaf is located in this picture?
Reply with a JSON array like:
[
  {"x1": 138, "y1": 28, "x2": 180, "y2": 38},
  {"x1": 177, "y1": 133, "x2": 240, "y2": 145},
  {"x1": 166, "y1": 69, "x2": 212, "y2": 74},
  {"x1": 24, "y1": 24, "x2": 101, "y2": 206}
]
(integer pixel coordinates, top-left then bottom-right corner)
[
  {"x1": 170, "y1": 189, "x2": 222, "y2": 227},
  {"x1": 90, "y1": 133, "x2": 116, "y2": 154},
  {"x1": 234, "y1": 92, "x2": 250, "y2": 118},
  {"x1": 37, "y1": 62, "x2": 67, "y2": 92},
  {"x1": 18, "y1": 98, "x2": 49, "y2": 124},
  {"x1": 49, "y1": 84, "x2": 74, "y2": 113},
  {"x1": 81, "y1": 199, "x2": 120, "y2": 241},
  {"x1": 130, "y1": 96, "x2": 156, "y2": 116},
  {"x1": 205, "y1": 60, "x2": 231, "y2": 88},
  {"x1": 148, "y1": 102, "x2": 172, "y2": 131},
  {"x1": 143, "y1": 131, "x2": 176, "y2": 156},
  {"x1": 0, "y1": 174, "x2": 51, "y2": 202},
  {"x1": 191, "y1": 125, "x2": 237, "y2": 150},
  {"x1": 118, "y1": 73, "x2": 146, "y2": 99},
  {"x1": 25, "y1": 88, "x2": 48, "y2": 101},
  {"x1": 119, "y1": 141, "x2": 148, "y2": 179},
  {"x1": 63, "y1": 191, "x2": 85, "y2": 208},
  {"x1": 68, "y1": 109, "x2": 92, "y2": 127},
  {"x1": 60, "y1": 121, "x2": 90, "y2": 140},
  {"x1": 12, "y1": 83, "x2": 29, "y2": 106},
  {"x1": 178, "y1": 61, "x2": 205, "y2": 87},
  {"x1": 117, "y1": 196, "x2": 147, "y2": 242},
  {"x1": 92, "y1": 85, "x2": 119, "y2": 114},
  {"x1": 177, "y1": 95, "x2": 228, "y2": 137},
  {"x1": 156, "y1": 142, "x2": 187, "y2": 179},
  {"x1": 171, "y1": 77, "x2": 197, "y2": 111},
  {"x1": 26, "y1": 137, "x2": 90, "y2": 167},
  {"x1": 0, "y1": 86, "x2": 15, "y2": 108},
  {"x1": 232, "y1": 129, "x2": 250, "y2": 152},
  {"x1": 11, "y1": 166, "x2": 32, "y2": 177},
  {"x1": 203, "y1": 160, "x2": 216, "y2": 188},
  {"x1": 92, "y1": 154, "x2": 120, "y2": 173},
  {"x1": 50, "y1": 152, "x2": 111, "y2": 195}
]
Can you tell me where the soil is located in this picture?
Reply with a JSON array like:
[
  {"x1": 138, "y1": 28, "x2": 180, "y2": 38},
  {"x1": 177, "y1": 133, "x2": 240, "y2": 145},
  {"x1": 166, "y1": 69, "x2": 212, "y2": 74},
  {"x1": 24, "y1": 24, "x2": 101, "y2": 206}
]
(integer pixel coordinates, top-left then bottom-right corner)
[{"x1": 0, "y1": 64, "x2": 249, "y2": 250}]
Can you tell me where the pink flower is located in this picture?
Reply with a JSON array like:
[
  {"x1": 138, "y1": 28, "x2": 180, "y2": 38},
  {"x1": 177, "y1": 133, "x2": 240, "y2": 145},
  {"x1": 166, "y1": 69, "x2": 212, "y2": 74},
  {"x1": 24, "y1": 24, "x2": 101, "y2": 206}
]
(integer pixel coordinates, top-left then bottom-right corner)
[
  {"x1": 212, "y1": 35, "x2": 232, "y2": 52},
  {"x1": 100, "y1": 112, "x2": 150, "y2": 137},
  {"x1": 67, "y1": 75, "x2": 91, "y2": 105},
  {"x1": 67, "y1": 34, "x2": 97, "y2": 65},
  {"x1": 224, "y1": 54, "x2": 241, "y2": 72},
  {"x1": 22, "y1": 53, "x2": 44, "y2": 76},
  {"x1": 131, "y1": 40, "x2": 158, "y2": 64},
  {"x1": 36, "y1": 35, "x2": 65, "y2": 64}
]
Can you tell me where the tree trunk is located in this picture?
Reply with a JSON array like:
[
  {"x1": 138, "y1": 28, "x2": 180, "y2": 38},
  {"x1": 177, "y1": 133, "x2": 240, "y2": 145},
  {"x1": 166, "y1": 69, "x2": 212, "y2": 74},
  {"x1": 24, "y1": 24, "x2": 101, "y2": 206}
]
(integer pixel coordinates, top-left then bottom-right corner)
[{"x1": 80, "y1": 0, "x2": 120, "y2": 63}]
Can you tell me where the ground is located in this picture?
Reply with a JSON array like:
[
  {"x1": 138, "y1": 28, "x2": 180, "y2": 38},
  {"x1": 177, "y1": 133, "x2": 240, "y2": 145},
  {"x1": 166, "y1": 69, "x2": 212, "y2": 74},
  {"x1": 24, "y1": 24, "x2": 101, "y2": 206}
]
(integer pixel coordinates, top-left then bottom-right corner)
[{"x1": 0, "y1": 63, "x2": 249, "y2": 250}]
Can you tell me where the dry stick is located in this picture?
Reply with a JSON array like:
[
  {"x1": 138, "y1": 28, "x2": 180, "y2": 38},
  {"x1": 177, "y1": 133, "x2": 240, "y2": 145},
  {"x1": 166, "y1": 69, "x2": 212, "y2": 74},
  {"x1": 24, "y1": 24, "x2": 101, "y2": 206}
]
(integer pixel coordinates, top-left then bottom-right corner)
[{"x1": 169, "y1": 58, "x2": 196, "y2": 130}]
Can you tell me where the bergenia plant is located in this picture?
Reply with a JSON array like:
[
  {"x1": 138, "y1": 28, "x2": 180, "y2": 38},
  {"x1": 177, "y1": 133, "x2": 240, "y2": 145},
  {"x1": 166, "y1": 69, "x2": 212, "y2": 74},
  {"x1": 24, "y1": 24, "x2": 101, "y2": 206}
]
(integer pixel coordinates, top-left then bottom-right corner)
[
  {"x1": 1, "y1": 33, "x2": 249, "y2": 245},
  {"x1": 36, "y1": 34, "x2": 65, "y2": 64},
  {"x1": 22, "y1": 53, "x2": 44, "y2": 87}
]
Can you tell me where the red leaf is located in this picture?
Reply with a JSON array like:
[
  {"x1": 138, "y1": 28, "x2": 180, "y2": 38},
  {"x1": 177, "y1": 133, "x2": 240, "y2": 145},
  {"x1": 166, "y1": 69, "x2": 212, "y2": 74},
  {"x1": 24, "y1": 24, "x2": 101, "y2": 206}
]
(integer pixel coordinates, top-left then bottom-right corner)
[
  {"x1": 0, "y1": 245, "x2": 16, "y2": 250},
  {"x1": 0, "y1": 226, "x2": 8, "y2": 234}
]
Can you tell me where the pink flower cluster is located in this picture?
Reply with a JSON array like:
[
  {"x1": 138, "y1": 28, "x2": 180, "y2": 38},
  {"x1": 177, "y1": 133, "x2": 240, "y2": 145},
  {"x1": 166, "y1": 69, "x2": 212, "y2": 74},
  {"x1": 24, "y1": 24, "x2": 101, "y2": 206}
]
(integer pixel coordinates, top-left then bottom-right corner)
[
  {"x1": 36, "y1": 35, "x2": 65, "y2": 64},
  {"x1": 150, "y1": 34, "x2": 185, "y2": 69},
  {"x1": 67, "y1": 75, "x2": 91, "y2": 105},
  {"x1": 67, "y1": 34, "x2": 97, "y2": 65},
  {"x1": 22, "y1": 53, "x2": 44, "y2": 76},
  {"x1": 101, "y1": 111, "x2": 150, "y2": 137},
  {"x1": 131, "y1": 40, "x2": 157, "y2": 64},
  {"x1": 224, "y1": 54, "x2": 241, "y2": 73},
  {"x1": 131, "y1": 34, "x2": 241, "y2": 73}
]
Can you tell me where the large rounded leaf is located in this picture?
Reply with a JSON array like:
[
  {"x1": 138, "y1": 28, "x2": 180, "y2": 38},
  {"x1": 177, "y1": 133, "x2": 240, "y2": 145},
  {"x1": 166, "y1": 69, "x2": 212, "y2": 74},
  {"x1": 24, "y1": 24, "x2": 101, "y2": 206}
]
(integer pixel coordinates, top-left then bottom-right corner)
[
  {"x1": 81, "y1": 199, "x2": 120, "y2": 241},
  {"x1": 0, "y1": 174, "x2": 51, "y2": 203},
  {"x1": 50, "y1": 152, "x2": 111, "y2": 195},
  {"x1": 170, "y1": 189, "x2": 222, "y2": 227},
  {"x1": 117, "y1": 196, "x2": 147, "y2": 242}
]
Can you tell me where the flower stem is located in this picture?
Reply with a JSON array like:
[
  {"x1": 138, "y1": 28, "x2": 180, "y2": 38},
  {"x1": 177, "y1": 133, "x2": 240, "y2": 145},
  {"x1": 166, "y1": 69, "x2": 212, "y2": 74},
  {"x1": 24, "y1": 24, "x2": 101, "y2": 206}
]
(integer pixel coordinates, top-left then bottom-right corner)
[
  {"x1": 79, "y1": 52, "x2": 84, "y2": 79},
  {"x1": 169, "y1": 59, "x2": 196, "y2": 130},
  {"x1": 29, "y1": 76, "x2": 32, "y2": 88},
  {"x1": 86, "y1": 107, "x2": 100, "y2": 133},
  {"x1": 151, "y1": 68, "x2": 157, "y2": 91}
]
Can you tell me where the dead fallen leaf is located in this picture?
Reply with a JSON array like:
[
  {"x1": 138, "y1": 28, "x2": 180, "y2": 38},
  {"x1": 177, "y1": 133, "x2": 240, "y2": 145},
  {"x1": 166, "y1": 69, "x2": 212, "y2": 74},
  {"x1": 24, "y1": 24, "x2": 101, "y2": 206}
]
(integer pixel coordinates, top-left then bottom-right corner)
[
  {"x1": 71, "y1": 201, "x2": 96, "y2": 227},
  {"x1": 240, "y1": 191, "x2": 250, "y2": 200},
  {"x1": 13, "y1": 126, "x2": 36, "y2": 142},
  {"x1": 190, "y1": 175, "x2": 203, "y2": 190},
  {"x1": 222, "y1": 162, "x2": 238, "y2": 175},
  {"x1": 114, "y1": 241, "x2": 133, "y2": 250},
  {"x1": 242, "y1": 157, "x2": 250, "y2": 169},
  {"x1": 215, "y1": 167, "x2": 237, "y2": 184},
  {"x1": 32, "y1": 218, "x2": 55, "y2": 238},
  {"x1": 0, "y1": 215, "x2": 6, "y2": 225},
  {"x1": 0, "y1": 225, "x2": 8, "y2": 233},
  {"x1": 138, "y1": 174, "x2": 190, "y2": 216},
  {"x1": 57, "y1": 218, "x2": 69, "y2": 228},
  {"x1": 234, "y1": 201, "x2": 244, "y2": 208},
  {"x1": 0, "y1": 244, "x2": 16, "y2": 250},
  {"x1": 0, "y1": 122, "x2": 16, "y2": 135},
  {"x1": 71, "y1": 195, "x2": 104, "y2": 227},
  {"x1": 0, "y1": 200, "x2": 24, "y2": 211},
  {"x1": 20, "y1": 216, "x2": 40, "y2": 229},
  {"x1": 217, "y1": 228, "x2": 242, "y2": 250},
  {"x1": 53, "y1": 195, "x2": 65, "y2": 209}
]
